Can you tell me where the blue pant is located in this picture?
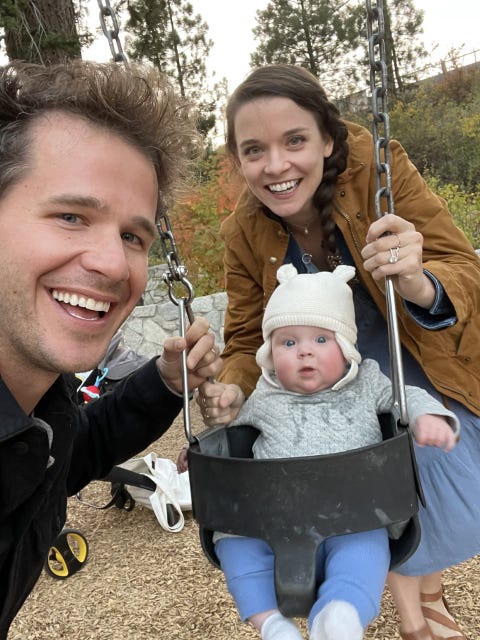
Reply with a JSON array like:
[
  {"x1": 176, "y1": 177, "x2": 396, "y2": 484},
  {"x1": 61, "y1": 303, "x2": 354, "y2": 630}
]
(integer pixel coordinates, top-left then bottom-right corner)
[{"x1": 215, "y1": 528, "x2": 390, "y2": 630}]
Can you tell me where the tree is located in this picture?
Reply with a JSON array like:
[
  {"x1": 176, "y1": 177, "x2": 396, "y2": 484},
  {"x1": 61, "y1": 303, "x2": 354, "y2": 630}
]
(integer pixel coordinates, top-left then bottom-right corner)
[
  {"x1": 0, "y1": 0, "x2": 91, "y2": 63},
  {"x1": 250, "y1": 0, "x2": 427, "y2": 98},
  {"x1": 379, "y1": 0, "x2": 427, "y2": 95},
  {"x1": 124, "y1": 0, "x2": 216, "y2": 137},
  {"x1": 388, "y1": 67, "x2": 480, "y2": 191},
  {"x1": 251, "y1": 0, "x2": 365, "y2": 98}
]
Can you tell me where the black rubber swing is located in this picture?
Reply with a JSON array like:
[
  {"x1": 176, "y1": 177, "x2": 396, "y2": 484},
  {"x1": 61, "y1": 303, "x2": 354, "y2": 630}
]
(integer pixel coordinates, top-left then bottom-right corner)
[{"x1": 187, "y1": 413, "x2": 424, "y2": 618}]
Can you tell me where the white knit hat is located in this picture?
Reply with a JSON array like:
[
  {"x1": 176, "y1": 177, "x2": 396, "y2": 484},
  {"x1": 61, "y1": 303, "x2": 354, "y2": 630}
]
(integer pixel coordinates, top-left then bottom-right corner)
[{"x1": 256, "y1": 263, "x2": 362, "y2": 391}]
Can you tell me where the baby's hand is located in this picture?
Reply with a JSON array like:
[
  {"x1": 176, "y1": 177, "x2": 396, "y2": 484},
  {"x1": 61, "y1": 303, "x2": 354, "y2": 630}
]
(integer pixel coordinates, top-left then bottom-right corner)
[
  {"x1": 196, "y1": 381, "x2": 245, "y2": 426},
  {"x1": 413, "y1": 414, "x2": 459, "y2": 452},
  {"x1": 176, "y1": 445, "x2": 189, "y2": 473}
]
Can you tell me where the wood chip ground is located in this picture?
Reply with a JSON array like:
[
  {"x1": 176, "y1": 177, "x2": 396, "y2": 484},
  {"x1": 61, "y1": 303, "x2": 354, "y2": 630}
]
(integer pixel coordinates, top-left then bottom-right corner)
[{"x1": 10, "y1": 403, "x2": 479, "y2": 639}]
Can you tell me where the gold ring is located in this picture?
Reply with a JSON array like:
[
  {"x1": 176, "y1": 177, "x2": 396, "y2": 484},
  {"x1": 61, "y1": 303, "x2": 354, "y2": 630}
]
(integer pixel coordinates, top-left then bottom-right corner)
[
  {"x1": 388, "y1": 247, "x2": 400, "y2": 264},
  {"x1": 201, "y1": 395, "x2": 207, "y2": 407},
  {"x1": 210, "y1": 347, "x2": 217, "y2": 356}
]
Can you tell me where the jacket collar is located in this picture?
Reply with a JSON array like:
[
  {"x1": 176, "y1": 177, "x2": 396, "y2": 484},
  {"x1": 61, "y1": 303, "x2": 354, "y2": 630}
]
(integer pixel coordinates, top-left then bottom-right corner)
[{"x1": 0, "y1": 375, "x2": 75, "y2": 443}]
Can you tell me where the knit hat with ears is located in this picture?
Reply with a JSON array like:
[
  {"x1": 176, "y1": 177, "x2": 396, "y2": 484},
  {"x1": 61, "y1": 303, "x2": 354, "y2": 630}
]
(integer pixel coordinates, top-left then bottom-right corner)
[{"x1": 256, "y1": 263, "x2": 362, "y2": 391}]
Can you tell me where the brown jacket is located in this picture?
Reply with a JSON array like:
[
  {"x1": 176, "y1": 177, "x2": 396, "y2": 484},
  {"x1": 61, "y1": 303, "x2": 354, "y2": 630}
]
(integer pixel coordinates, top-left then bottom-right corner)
[{"x1": 219, "y1": 122, "x2": 480, "y2": 415}]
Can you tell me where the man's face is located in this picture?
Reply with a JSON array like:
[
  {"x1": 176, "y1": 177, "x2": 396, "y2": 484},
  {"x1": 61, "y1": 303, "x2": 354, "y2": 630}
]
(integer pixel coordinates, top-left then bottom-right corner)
[{"x1": 0, "y1": 111, "x2": 158, "y2": 388}]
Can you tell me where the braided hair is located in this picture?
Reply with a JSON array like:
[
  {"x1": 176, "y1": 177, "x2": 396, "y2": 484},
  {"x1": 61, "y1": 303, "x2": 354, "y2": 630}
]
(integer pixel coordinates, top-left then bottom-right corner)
[{"x1": 226, "y1": 64, "x2": 349, "y2": 259}]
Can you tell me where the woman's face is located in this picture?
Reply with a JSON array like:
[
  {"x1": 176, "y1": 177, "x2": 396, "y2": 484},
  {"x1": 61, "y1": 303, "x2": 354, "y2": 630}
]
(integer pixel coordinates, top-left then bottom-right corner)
[{"x1": 233, "y1": 96, "x2": 333, "y2": 222}]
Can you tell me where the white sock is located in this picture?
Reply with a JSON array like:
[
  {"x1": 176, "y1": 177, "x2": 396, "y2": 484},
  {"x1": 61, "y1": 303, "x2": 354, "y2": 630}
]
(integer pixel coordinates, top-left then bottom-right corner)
[
  {"x1": 260, "y1": 611, "x2": 304, "y2": 640},
  {"x1": 310, "y1": 600, "x2": 363, "y2": 640}
]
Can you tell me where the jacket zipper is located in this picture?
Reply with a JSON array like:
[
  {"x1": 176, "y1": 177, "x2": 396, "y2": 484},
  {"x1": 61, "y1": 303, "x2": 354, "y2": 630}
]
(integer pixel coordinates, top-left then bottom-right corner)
[{"x1": 335, "y1": 206, "x2": 364, "y2": 257}]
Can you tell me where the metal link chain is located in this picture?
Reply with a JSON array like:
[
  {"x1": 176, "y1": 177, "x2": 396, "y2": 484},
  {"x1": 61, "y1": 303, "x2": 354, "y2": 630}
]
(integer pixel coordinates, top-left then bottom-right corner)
[
  {"x1": 366, "y1": 0, "x2": 394, "y2": 217},
  {"x1": 96, "y1": 0, "x2": 198, "y2": 436},
  {"x1": 96, "y1": 0, "x2": 195, "y2": 313},
  {"x1": 366, "y1": 0, "x2": 408, "y2": 426},
  {"x1": 156, "y1": 206, "x2": 198, "y2": 441},
  {"x1": 96, "y1": 0, "x2": 128, "y2": 64}
]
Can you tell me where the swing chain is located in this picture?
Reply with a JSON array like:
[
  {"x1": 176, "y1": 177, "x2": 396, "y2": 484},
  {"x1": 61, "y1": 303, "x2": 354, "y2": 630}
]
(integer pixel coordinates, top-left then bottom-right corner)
[
  {"x1": 366, "y1": 0, "x2": 394, "y2": 218},
  {"x1": 366, "y1": 0, "x2": 409, "y2": 426},
  {"x1": 96, "y1": 0, "x2": 197, "y2": 438},
  {"x1": 156, "y1": 211, "x2": 196, "y2": 441},
  {"x1": 156, "y1": 209, "x2": 195, "y2": 323},
  {"x1": 95, "y1": 0, "x2": 195, "y2": 318},
  {"x1": 96, "y1": 0, "x2": 128, "y2": 64}
]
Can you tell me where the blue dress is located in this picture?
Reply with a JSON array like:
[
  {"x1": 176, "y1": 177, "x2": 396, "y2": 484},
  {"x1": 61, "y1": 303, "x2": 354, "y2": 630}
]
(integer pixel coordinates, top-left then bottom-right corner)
[{"x1": 286, "y1": 233, "x2": 480, "y2": 576}]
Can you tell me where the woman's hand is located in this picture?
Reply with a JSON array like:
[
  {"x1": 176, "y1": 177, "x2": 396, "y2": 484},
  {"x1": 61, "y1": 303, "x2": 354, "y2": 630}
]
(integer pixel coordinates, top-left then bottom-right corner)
[
  {"x1": 361, "y1": 214, "x2": 435, "y2": 309},
  {"x1": 156, "y1": 317, "x2": 223, "y2": 394},
  {"x1": 196, "y1": 380, "x2": 245, "y2": 426}
]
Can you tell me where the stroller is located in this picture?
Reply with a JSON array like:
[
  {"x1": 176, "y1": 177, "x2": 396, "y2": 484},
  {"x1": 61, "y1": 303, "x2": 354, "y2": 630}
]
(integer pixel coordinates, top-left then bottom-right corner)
[
  {"x1": 45, "y1": 332, "x2": 182, "y2": 579},
  {"x1": 78, "y1": 330, "x2": 150, "y2": 401}
]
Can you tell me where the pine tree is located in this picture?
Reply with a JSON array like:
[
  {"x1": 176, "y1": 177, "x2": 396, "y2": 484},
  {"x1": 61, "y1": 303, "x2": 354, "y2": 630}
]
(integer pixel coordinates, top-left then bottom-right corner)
[
  {"x1": 251, "y1": 0, "x2": 365, "y2": 97},
  {"x1": 380, "y1": 0, "x2": 427, "y2": 95},
  {"x1": 125, "y1": 0, "x2": 215, "y2": 136},
  {"x1": 0, "y1": 0, "x2": 91, "y2": 63},
  {"x1": 250, "y1": 0, "x2": 426, "y2": 98}
]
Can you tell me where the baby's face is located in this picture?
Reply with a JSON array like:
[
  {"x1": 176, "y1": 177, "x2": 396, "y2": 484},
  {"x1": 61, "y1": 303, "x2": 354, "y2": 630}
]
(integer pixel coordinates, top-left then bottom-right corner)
[{"x1": 271, "y1": 326, "x2": 347, "y2": 394}]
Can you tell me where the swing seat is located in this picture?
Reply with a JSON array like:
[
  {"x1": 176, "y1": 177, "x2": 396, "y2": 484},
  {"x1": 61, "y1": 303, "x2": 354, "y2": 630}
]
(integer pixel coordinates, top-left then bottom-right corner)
[{"x1": 187, "y1": 412, "x2": 424, "y2": 618}]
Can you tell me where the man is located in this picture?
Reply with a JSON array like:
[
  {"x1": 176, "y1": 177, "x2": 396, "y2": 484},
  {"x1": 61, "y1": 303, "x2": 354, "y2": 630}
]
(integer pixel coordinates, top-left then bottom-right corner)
[{"x1": 0, "y1": 60, "x2": 222, "y2": 637}]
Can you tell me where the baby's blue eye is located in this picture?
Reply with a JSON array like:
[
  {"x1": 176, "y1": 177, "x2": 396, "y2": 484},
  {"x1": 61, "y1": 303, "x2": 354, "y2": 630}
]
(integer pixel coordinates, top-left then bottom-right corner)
[
  {"x1": 316, "y1": 336, "x2": 327, "y2": 344},
  {"x1": 285, "y1": 339, "x2": 296, "y2": 347}
]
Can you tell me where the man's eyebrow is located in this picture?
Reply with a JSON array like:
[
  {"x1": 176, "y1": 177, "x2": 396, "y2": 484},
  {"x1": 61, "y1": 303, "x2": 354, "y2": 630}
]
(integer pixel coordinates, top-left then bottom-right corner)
[
  {"x1": 130, "y1": 215, "x2": 156, "y2": 240},
  {"x1": 47, "y1": 194, "x2": 105, "y2": 210},
  {"x1": 45, "y1": 194, "x2": 156, "y2": 239}
]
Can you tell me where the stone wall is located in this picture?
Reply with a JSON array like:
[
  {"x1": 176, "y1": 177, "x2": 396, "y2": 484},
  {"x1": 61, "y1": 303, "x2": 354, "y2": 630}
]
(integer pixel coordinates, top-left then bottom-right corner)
[
  {"x1": 122, "y1": 265, "x2": 227, "y2": 358},
  {"x1": 123, "y1": 253, "x2": 480, "y2": 357}
]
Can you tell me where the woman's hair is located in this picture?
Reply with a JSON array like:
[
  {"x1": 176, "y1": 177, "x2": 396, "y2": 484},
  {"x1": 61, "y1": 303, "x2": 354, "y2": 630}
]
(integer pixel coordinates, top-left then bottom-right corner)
[
  {"x1": 0, "y1": 60, "x2": 202, "y2": 211},
  {"x1": 226, "y1": 64, "x2": 349, "y2": 255}
]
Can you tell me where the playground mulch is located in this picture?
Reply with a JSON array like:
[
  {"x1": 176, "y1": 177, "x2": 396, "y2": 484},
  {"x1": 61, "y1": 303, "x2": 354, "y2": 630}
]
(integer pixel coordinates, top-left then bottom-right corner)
[{"x1": 9, "y1": 402, "x2": 479, "y2": 639}]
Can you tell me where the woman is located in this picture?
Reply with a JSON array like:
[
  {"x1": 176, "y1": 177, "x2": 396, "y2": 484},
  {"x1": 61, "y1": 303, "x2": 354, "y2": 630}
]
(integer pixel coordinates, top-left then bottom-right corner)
[{"x1": 198, "y1": 64, "x2": 480, "y2": 640}]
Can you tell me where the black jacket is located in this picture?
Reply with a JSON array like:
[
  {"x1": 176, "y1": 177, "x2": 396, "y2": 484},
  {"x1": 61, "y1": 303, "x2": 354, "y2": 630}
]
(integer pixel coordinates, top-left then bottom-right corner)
[{"x1": 0, "y1": 358, "x2": 182, "y2": 638}]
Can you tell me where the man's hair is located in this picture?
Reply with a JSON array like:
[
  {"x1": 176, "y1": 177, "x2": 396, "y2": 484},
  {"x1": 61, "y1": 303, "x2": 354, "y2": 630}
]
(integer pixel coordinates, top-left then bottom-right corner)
[{"x1": 0, "y1": 60, "x2": 201, "y2": 209}]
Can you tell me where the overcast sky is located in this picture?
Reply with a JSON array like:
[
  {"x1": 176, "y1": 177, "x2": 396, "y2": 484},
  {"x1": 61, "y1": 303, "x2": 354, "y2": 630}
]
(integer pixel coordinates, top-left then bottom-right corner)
[{"x1": 188, "y1": 0, "x2": 479, "y2": 91}]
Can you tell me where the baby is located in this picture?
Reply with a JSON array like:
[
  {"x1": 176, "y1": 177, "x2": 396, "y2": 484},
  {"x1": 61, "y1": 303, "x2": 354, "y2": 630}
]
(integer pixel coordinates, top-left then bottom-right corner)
[{"x1": 215, "y1": 264, "x2": 459, "y2": 640}]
